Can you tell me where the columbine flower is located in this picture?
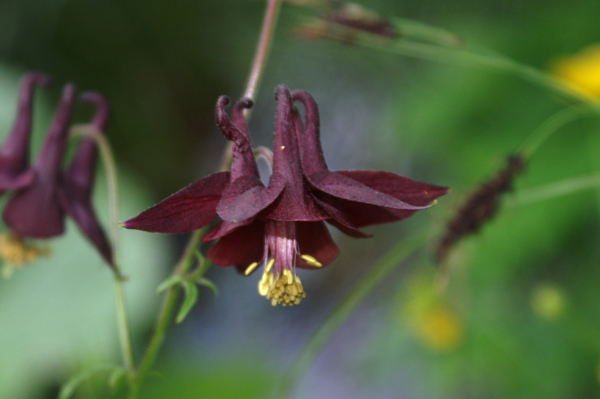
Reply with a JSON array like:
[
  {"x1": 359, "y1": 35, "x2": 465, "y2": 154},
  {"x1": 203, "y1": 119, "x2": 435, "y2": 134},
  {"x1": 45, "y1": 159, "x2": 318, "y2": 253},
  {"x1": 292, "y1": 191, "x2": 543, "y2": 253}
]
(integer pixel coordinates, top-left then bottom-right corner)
[
  {"x1": 0, "y1": 79, "x2": 113, "y2": 269},
  {"x1": 124, "y1": 86, "x2": 447, "y2": 306}
]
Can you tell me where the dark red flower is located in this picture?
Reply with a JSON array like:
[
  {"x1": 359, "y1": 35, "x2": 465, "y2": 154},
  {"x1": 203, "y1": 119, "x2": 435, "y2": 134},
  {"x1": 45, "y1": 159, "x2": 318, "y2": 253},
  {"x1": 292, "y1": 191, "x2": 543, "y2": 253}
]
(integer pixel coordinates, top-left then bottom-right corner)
[
  {"x1": 1, "y1": 79, "x2": 114, "y2": 268},
  {"x1": 124, "y1": 86, "x2": 447, "y2": 306}
]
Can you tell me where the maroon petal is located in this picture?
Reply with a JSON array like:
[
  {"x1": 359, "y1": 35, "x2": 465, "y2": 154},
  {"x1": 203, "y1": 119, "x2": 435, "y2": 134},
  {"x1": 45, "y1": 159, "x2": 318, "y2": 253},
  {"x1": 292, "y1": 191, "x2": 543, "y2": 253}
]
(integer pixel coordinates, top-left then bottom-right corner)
[
  {"x1": 216, "y1": 173, "x2": 284, "y2": 223},
  {"x1": 231, "y1": 98, "x2": 253, "y2": 139},
  {"x1": 80, "y1": 92, "x2": 110, "y2": 131},
  {"x1": 0, "y1": 73, "x2": 49, "y2": 191},
  {"x1": 33, "y1": 83, "x2": 76, "y2": 180},
  {"x1": 57, "y1": 187, "x2": 113, "y2": 266},
  {"x1": 337, "y1": 170, "x2": 449, "y2": 204},
  {"x1": 3, "y1": 174, "x2": 65, "y2": 238},
  {"x1": 259, "y1": 87, "x2": 329, "y2": 221},
  {"x1": 333, "y1": 170, "x2": 449, "y2": 227},
  {"x1": 291, "y1": 88, "x2": 442, "y2": 216},
  {"x1": 58, "y1": 94, "x2": 113, "y2": 266},
  {"x1": 307, "y1": 170, "x2": 432, "y2": 211},
  {"x1": 202, "y1": 217, "x2": 255, "y2": 242},
  {"x1": 295, "y1": 221, "x2": 340, "y2": 269},
  {"x1": 123, "y1": 172, "x2": 230, "y2": 233},
  {"x1": 216, "y1": 96, "x2": 259, "y2": 180},
  {"x1": 2, "y1": 83, "x2": 76, "y2": 238},
  {"x1": 207, "y1": 220, "x2": 265, "y2": 270},
  {"x1": 290, "y1": 89, "x2": 327, "y2": 175},
  {"x1": 311, "y1": 192, "x2": 371, "y2": 237}
]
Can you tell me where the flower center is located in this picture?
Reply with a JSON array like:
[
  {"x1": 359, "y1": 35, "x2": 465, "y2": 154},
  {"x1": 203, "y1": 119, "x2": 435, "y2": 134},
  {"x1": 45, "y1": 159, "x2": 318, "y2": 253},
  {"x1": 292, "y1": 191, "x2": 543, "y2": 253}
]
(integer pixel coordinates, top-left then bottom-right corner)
[
  {"x1": 0, "y1": 233, "x2": 50, "y2": 277},
  {"x1": 245, "y1": 221, "x2": 316, "y2": 306}
]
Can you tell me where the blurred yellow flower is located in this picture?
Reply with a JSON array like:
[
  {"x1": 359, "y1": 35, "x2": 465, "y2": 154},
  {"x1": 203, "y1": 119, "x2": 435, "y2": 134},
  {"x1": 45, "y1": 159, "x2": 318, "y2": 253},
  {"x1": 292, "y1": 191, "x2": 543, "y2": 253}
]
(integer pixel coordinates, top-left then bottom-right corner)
[
  {"x1": 414, "y1": 305, "x2": 463, "y2": 352},
  {"x1": 530, "y1": 282, "x2": 567, "y2": 321},
  {"x1": 400, "y1": 272, "x2": 464, "y2": 352},
  {"x1": 551, "y1": 44, "x2": 600, "y2": 98}
]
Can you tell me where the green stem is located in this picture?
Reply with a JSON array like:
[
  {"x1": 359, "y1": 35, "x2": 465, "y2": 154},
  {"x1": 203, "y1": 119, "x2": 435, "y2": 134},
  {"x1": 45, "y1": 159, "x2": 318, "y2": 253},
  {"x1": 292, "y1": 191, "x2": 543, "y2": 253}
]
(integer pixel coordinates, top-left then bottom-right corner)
[
  {"x1": 275, "y1": 228, "x2": 436, "y2": 399},
  {"x1": 70, "y1": 126, "x2": 136, "y2": 379},
  {"x1": 186, "y1": 253, "x2": 212, "y2": 281},
  {"x1": 129, "y1": 230, "x2": 203, "y2": 399},
  {"x1": 393, "y1": 17, "x2": 463, "y2": 47},
  {"x1": 518, "y1": 106, "x2": 592, "y2": 159},
  {"x1": 343, "y1": 33, "x2": 600, "y2": 115},
  {"x1": 114, "y1": 280, "x2": 136, "y2": 378},
  {"x1": 507, "y1": 173, "x2": 600, "y2": 207}
]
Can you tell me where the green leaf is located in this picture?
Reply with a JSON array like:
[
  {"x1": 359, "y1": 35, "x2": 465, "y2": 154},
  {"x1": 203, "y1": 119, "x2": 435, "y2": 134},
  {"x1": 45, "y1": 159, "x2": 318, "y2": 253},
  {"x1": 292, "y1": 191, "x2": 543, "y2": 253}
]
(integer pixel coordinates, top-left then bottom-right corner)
[
  {"x1": 108, "y1": 367, "x2": 129, "y2": 393},
  {"x1": 194, "y1": 250, "x2": 212, "y2": 276},
  {"x1": 157, "y1": 275, "x2": 183, "y2": 293},
  {"x1": 196, "y1": 277, "x2": 219, "y2": 296},
  {"x1": 176, "y1": 281, "x2": 199, "y2": 324},
  {"x1": 59, "y1": 365, "x2": 116, "y2": 399}
]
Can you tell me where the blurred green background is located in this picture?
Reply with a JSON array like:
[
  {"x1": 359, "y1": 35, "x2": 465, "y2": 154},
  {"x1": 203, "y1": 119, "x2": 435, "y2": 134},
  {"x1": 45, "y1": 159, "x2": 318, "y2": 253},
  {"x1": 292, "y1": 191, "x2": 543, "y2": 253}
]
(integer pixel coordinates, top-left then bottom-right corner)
[{"x1": 1, "y1": 0, "x2": 600, "y2": 398}]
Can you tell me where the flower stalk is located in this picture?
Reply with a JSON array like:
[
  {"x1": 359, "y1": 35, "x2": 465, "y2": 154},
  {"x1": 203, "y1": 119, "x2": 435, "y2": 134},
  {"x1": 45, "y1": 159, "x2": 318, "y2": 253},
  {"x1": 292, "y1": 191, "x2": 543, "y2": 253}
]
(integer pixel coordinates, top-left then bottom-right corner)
[{"x1": 69, "y1": 125, "x2": 136, "y2": 380}]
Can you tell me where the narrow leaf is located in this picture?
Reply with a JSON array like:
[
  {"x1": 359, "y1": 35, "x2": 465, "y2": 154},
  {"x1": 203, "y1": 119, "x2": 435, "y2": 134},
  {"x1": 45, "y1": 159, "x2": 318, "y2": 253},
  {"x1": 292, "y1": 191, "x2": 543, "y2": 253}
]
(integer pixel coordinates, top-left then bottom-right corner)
[
  {"x1": 59, "y1": 365, "x2": 116, "y2": 399},
  {"x1": 195, "y1": 250, "x2": 213, "y2": 276},
  {"x1": 176, "y1": 281, "x2": 199, "y2": 323},
  {"x1": 157, "y1": 275, "x2": 183, "y2": 293},
  {"x1": 196, "y1": 277, "x2": 219, "y2": 296},
  {"x1": 108, "y1": 367, "x2": 129, "y2": 393}
]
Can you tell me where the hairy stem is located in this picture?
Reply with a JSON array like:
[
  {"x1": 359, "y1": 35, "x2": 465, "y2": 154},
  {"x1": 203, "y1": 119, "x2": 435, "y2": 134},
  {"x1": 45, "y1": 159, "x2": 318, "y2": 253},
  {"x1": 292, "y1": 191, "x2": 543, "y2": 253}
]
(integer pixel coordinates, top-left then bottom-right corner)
[{"x1": 275, "y1": 228, "x2": 436, "y2": 399}]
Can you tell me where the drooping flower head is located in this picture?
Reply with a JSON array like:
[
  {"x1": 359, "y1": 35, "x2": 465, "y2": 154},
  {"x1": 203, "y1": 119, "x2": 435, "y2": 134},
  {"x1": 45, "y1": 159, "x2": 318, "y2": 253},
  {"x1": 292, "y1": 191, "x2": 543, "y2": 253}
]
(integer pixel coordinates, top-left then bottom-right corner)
[
  {"x1": 124, "y1": 86, "x2": 448, "y2": 306},
  {"x1": 0, "y1": 79, "x2": 114, "y2": 269}
]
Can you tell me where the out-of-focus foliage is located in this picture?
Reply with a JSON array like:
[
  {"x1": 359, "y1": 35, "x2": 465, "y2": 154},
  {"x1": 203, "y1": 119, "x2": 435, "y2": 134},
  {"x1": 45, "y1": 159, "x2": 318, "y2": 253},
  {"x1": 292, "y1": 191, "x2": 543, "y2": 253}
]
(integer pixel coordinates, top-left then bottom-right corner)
[{"x1": 1, "y1": 0, "x2": 600, "y2": 398}]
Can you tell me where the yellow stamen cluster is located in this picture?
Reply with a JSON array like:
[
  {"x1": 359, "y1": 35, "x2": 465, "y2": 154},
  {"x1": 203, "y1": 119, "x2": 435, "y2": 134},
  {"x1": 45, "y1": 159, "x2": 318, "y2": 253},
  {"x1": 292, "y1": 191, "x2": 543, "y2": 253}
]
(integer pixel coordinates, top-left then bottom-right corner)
[
  {"x1": 264, "y1": 270, "x2": 306, "y2": 306},
  {"x1": 248, "y1": 255, "x2": 321, "y2": 306},
  {"x1": 0, "y1": 233, "x2": 50, "y2": 277}
]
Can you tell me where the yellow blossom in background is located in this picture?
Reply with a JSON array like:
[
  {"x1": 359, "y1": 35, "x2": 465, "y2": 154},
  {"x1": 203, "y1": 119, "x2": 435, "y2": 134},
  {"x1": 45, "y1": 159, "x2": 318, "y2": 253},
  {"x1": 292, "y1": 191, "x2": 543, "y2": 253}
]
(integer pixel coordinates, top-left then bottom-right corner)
[
  {"x1": 551, "y1": 44, "x2": 600, "y2": 98},
  {"x1": 400, "y1": 271, "x2": 464, "y2": 352},
  {"x1": 415, "y1": 305, "x2": 464, "y2": 352},
  {"x1": 530, "y1": 282, "x2": 567, "y2": 321}
]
